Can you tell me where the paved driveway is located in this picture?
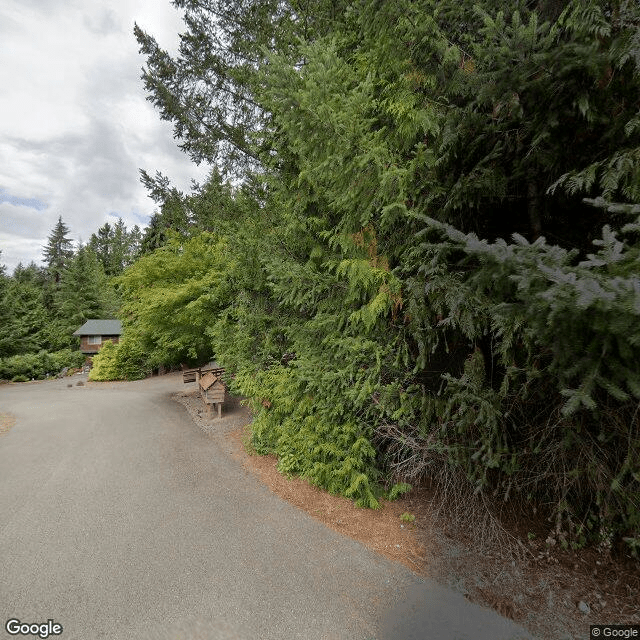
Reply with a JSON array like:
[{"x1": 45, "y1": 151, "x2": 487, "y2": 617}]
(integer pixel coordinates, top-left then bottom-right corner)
[{"x1": 0, "y1": 374, "x2": 534, "y2": 640}]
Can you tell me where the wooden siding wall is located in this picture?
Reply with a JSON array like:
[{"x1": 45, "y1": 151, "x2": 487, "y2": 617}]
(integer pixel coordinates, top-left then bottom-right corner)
[{"x1": 79, "y1": 335, "x2": 121, "y2": 353}]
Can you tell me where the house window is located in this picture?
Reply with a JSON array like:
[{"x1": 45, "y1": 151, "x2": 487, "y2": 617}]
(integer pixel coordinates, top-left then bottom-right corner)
[{"x1": 87, "y1": 336, "x2": 102, "y2": 345}]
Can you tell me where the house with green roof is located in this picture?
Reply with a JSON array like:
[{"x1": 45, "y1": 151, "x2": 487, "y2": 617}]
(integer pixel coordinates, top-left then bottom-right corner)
[{"x1": 73, "y1": 319, "x2": 122, "y2": 354}]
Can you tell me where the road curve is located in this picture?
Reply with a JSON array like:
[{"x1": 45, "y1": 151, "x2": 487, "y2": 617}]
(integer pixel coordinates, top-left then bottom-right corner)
[{"x1": 0, "y1": 373, "x2": 534, "y2": 640}]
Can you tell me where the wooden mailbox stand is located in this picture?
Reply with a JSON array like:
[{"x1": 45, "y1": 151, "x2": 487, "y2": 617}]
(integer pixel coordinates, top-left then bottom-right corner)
[
  {"x1": 183, "y1": 365, "x2": 227, "y2": 419},
  {"x1": 186, "y1": 367, "x2": 225, "y2": 419}
]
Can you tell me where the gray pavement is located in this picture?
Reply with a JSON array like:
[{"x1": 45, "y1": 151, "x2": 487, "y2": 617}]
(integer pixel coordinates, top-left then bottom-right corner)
[{"x1": 0, "y1": 373, "x2": 535, "y2": 640}]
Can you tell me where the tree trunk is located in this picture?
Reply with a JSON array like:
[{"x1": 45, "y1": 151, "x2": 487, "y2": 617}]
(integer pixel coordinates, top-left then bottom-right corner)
[{"x1": 528, "y1": 180, "x2": 542, "y2": 241}]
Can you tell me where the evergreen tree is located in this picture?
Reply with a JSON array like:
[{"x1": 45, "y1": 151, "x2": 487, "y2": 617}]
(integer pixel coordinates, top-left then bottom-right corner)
[
  {"x1": 0, "y1": 277, "x2": 49, "y2": 356},
  {"x1": 0, "y1": 253, "x2": 12, "y2": 356},
  {"x1": 89, "y1": 219, "x2": 144, "y2": 275},
  {"x1": 188, "y1": 169, "x2": 237, "y2": 233},
  {"x1": 128, "y1": 224, "x2": 142, "y2": 260},
  {"x1": 0, "y1": 258, "x2": 51, "y2": 357},
  {"x1": 56, "y1": 245, "x2": 119, "y2": 336},
  {"x1": 13, "y1": 261, "x2": 47, "y2": 286},
  {"x1": 110, "y1": 219, "x2": 129, "y2": 275},
  {"x1": 140, "y1": 171, "x2": 190, "y2": 234},
  {"x1": 139, "y1": 213, "x2": 167, "y2": 256},
  {"x1": 89, "y1": 222, "x2": 113, "y2": 273},
  {"x1": 134, "y1": 0, "x2": 346, "y2": 176},
  {"x1": 43, "y1": 216, "x2": 74, "y2": 284}
]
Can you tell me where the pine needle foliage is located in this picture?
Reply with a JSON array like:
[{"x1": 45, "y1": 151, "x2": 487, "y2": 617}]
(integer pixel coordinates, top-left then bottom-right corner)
[{"x1": 404, "y1": 208, "x2": 640, "y2": 545}]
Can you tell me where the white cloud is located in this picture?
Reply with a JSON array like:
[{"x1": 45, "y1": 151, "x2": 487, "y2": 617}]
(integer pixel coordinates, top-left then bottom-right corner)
[
  {"x1": 0, "y1": 0, "x2": 209, "y2": 274},
  {"x1": 0, "y1": 232, "x2": 47, "y2": 270},
  {"x1": 0, "y1": 202, "x2": 49, "y2": 240}
]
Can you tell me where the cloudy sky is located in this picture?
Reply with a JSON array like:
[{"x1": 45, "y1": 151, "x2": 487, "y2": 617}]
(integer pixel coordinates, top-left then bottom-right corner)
[{"x1": 0, "y1": 0, "x2": 209, "y2": 274}]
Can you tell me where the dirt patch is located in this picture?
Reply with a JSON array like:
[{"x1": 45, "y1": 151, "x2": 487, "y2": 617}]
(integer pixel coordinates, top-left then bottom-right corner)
[
  {"x1": 402, "y1": 485, "x2": 640, "y2": 640},
  {"x1": 176, "y1": 389, "x2": 640, "y2": 640},
  {"x1": 0, "y1": 412, "x2": 16, "y2": 436}
]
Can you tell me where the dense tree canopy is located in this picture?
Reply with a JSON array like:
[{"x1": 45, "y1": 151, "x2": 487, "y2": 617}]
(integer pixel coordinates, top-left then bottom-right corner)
[
  {"x1": 122, "y1": 0, "x2": 640, "y2": 547},
  {"x1": 88, "y1": 219, "x2": 142, "y2": 276},
  {"x1": 0, "y1": 218, "x2": 136, "y2": 378},
  {"x1": 116, "y1": 232, "x2": 233, "y2": 368},
  {"x1": 56, "y1": 245, "x2": 119, "y2": 336}
]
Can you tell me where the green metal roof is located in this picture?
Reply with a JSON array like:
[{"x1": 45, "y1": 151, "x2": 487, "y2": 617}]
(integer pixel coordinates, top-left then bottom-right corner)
[{"x1": 73, "y1": 319, "x2": 122, "y2": 336}]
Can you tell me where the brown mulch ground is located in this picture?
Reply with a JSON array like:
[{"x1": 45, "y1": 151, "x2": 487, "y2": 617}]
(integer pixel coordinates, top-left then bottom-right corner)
[
  {"x1": 176, "y1": 389, "x2": 640, "y2": 640},
  {"x1": 0, "y1": 412, "x2": 16, "y2": 436}
]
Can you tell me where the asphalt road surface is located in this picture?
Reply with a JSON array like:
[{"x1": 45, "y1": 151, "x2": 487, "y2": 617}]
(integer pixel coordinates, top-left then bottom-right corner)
[{"x1": 0, "y1": 374, "x2": 534, "y2": 640}]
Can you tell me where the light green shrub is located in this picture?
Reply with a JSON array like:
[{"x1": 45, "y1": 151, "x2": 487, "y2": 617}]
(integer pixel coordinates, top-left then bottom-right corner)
[
  {"x1": 88, "y1": 341, "x2": 119, "y2": 381},
  {"x1": 88, "y1": 336, "x2": 149, "y2": 381}
]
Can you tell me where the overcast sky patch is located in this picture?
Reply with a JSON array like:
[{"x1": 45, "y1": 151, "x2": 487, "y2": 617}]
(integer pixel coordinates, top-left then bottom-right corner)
[{"x1": 0, "y1": 0, "x2": 209, "y2": 274}]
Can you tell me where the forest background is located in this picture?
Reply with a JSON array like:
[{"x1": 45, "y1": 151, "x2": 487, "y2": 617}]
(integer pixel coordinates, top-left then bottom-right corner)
[
  {"x1": 0, "y1": 216, "x2": 142, "y2": 381},
  {"x1": 2, "y1": 0, "x2": 639, "y2": 556}
]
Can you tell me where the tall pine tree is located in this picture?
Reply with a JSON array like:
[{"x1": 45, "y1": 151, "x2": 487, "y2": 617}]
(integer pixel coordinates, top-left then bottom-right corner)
[
  {"x1": 57, "y1": 245, "x2": 119, "y2": 337},
  {"x1": 43, "y1": 216, "x2": 74, "y2": 284}
]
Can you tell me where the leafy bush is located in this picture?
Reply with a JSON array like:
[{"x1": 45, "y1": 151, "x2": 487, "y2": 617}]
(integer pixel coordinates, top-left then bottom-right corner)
[
  {"x1": 234, "y1": 365, "x2": 381, "y2": 508},
  {"x1": 0, "y1": 353, "x2": 43, "y2": 380},
  {"x1": 88, "y1": 336, "x2": 149, "y2": 381},
  {"x1": 89, "y1": 333, "x2": 150, "y2": 381},
  {"x1": 47, "y1": 349, "x2": 85, "y2": 374},
  {"x1": 88, "y1": 341, "x2": 119, "y2": 381},
  {"x1": 112, "y1": 334, "x2": 149, "y2": 380},
  {"x1": 0, "y1": 348, "x2": 85, "y2": 380}
]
